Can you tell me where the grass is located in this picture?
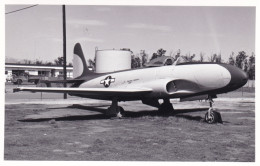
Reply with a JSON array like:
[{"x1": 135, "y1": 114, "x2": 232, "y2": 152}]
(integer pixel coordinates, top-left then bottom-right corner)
[{"x1": 4, "y1": 97, "x2": 255, "y2": 161}]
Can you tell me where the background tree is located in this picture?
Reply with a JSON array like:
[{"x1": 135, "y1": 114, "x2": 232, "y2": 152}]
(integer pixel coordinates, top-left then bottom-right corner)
[
  {"x1": 228, "y1": 52, "x2": 235, "y2": 65},
  {"x1": 23, "y1": 59, "x2": 32, "y2": 64},
  {"x1": 140, "y1": 50, "x2": 148, "y2": 67},
  {"x1": 88, "y1": 58, "x2": 96, "y2": 69},
  {"x1": 216, "y1": 53, "x2": 222, "y2": 63},
  {"x1": 199, "y1": 52, "x2": 204, "y2": 62},
  {"x1": 209, "y1": 54, "x2": 216, "y2": 62},
  {"x1": 208, "y1": 53, "x2": 221, "y2": 63},
  {"x1": 182, "y1": 53, "x2": 195, "y2": 62},
  {"x1": 45, "y1": 61, "x2": 53, "y2": 66},
  {"x1": 243, "y1": 58, "x2": 248, "y2": 73},
  {"x1": 53, "y1": 56, "x2": 73, "y2": 66},
  {"x1": 235, "y1": 51, "x2": 247, "y2": 69},
  {"x1": 247, "y1": 52, "x2": 255, "y2": 80},
  {"x1": 131, "y1": 55, "x2": 141, "y2": 68},
  {"x1": 35, "y1": 59, "x2": 43, "y2": 65},
  {"x1": 54, "y1": 56, "x2": 64, "y2": 66}
]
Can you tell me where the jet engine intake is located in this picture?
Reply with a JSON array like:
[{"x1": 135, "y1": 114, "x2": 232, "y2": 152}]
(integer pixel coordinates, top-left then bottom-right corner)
[{"x1": 166, "y1": 80, "x2": 199, "y2": 94}]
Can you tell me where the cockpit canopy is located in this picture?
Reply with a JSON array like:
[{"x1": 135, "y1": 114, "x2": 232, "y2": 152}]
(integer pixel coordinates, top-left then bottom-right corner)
[
  {"x1": 145, "y1": 56, "x2": 174, "y2": 67},
  {"x1": 145, "y1": 56, "x2": 189, "y2": 67},
  {"x1": 173, "y1": 56, "x2": 190, "y2": 65}
]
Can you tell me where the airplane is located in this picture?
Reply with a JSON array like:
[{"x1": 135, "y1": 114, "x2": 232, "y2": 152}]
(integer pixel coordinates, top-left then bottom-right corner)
[{"x1": 13, "y1": 43, "x2": 248, "y2": 124}]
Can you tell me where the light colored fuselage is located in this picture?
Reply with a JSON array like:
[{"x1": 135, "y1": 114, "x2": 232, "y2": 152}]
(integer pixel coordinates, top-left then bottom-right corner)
[{"x1": 77, "y1": 64, "x2": 231, "y2": 100}]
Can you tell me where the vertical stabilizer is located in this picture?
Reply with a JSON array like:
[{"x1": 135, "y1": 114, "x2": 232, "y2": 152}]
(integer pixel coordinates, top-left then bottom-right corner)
[{"x1": 73, "y1": 43, "x2": 91, "y2": 79}]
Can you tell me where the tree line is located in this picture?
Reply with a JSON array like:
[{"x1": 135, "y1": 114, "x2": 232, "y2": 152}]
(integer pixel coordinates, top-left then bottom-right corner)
[{"x1": 20, "y1": 56, "x2": 73, "y2": 67}]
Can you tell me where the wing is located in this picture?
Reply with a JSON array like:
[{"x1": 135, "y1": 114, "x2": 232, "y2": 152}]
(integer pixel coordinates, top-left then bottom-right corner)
[
  {"x1": 40, "y1": 79, "x2": 85, "y2": 84},
  {"x1": 13, "y1": 87, "x2": 152, "y2": 97}
]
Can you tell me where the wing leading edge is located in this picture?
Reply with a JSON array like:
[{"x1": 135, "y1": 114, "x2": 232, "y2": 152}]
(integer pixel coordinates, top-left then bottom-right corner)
[{"x1": 13, "y1": 87, "x2": 153, "y2": 97}]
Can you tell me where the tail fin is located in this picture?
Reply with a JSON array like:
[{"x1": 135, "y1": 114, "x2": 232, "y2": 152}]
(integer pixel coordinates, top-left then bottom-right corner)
[{"x1": 73, "y1": 43, "x2": 92, "y2": 79}]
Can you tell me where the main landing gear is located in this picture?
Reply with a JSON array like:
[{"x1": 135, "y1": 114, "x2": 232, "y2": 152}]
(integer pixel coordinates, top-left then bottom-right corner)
[
  {"x1": 205, "y1": 97, "x2": 222, "y2": 124},
  {"x1": 106, "y1": 98, "x2": 125, "y2": 118},
  {"x1": 158, "y1": 99, "x2": 174, "y2": 114},
  {"x1": 142, "y1": 98, "x2": 174, "y2": 114}
]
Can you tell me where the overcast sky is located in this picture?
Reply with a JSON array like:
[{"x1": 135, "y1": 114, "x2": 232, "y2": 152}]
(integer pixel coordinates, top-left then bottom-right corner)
[{"x1": 5, "y1": 5, "x2": 255, "y2": 63}]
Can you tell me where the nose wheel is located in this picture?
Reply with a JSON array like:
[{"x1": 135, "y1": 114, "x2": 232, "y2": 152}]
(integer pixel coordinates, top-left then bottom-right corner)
[{"x1": 205, "y1": 97, "x2": 222, "y2": 124}]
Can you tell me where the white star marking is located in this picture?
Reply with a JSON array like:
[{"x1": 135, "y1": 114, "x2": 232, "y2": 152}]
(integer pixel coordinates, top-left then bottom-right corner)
[{"x1": 100, "y1": 76, "x2": 115, "y2": 87}]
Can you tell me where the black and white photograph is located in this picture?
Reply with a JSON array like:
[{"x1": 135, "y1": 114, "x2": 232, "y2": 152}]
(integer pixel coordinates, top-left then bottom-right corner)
[{"x1": 2, "y1": 0, "x2": 257, "y2": 164}]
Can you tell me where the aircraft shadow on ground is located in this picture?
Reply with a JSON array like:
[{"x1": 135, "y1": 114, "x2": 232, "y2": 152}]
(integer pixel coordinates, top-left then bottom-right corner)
[{"x1": 19, "y1": 104, "x2": 211, "y2": 123}]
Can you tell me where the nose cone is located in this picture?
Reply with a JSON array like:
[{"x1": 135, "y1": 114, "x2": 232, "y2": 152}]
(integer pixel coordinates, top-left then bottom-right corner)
[{"x1": 220, "y1": 64, "x2": 248, "y2": 91}]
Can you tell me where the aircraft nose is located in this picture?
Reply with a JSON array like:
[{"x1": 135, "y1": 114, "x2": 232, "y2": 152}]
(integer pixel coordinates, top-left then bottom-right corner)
[
  {"x1": 221, "y1": 64, "x2": 248, "y2": 91},
  {"x1": 240, "y1": 70, "x2": 249, "y2": 83}
]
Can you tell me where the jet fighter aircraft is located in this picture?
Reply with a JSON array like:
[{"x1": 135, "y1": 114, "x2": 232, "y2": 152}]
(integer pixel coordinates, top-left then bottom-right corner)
[{"x1": 13, "y1": 43, "x2": 248, "y2": 123}]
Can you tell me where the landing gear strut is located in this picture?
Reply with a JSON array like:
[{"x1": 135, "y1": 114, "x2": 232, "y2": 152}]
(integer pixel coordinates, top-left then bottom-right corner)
[
  {"x1": 205, "y1": 96, "x2": 222, "y2": 124},
  {"x1": 158, "y1": 99, "x2": 174, "y2": 114},
  {"x1": 106, "y1": 98, "x2": 125, "y2": 118}
]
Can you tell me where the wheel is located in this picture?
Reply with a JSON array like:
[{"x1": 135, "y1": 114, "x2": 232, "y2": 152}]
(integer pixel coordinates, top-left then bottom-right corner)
[
  {"x1": 118, "y1": 106, "x2": 125, "y2": 117},
  {"x1": 106, "y1": 106, "x2": 125, "y2": 118},
  {"x1": 158, "y1": 102, "x2": 174, "y2": 113},
  {"x1": 17, "y1": 79, "x2": 22, "y2": 85},
  {"x1": 46, "y1": 83, "x2": 51, "y2": 87},
  {"x1": 205, "y1": 111, "x2": 219, "y2": 124},
  {"x1": 34, "y1": 80, "x2": 39, "y2": 84}
]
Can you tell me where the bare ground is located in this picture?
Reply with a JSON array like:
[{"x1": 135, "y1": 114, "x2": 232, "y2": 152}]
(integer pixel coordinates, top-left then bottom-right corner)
[{"x1": 4, "y1": 96, "x2": 255, "y2": 161}]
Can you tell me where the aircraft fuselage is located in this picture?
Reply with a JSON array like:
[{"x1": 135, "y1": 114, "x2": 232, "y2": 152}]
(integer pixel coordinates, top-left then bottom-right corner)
[{"x1": 73, "y1": 63, "x2": 247, "y2": 101}]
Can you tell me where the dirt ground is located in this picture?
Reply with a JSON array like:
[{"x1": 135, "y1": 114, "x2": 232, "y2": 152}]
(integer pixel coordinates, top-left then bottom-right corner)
[{"x1": 4, "y1": 84, "x2": 255, "y2": 161}]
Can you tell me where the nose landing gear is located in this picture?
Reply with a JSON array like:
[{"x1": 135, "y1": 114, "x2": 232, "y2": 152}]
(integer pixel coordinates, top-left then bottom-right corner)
[{"x1": 205, "y1": 97, "x2": 222, "y2": 124}]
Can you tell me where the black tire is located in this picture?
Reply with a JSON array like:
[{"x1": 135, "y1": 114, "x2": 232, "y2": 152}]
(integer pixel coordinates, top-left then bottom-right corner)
[
  {"x1": 17, "y1": 79, "x2": 22, "y2": 85},
  {"x1": 46, "y1": 83, "x2": 51, "y2": 87},
  {"x1": 158, "y1": 103, "x2": 174, "y2": 113},
  {"x1": 106, "y1": 106, "x2": 125, "y2": 118},
  {"x1": 118, "y1": 106, "x2": 125, "y2": 117},
  {"x1": 205, "y1": 111, "x2": 219, "y2": 124},
  {"x1": 34, "y1": 80, "x2": 39, "y2": 84}
]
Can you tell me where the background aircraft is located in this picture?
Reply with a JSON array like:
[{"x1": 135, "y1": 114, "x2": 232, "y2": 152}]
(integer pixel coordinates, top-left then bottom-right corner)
[{"x1": 14, "y1": 43, "x2": 248, "y2": 124}]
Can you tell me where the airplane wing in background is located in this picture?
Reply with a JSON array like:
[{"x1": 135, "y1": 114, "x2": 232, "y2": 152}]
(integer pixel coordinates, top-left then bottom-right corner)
[
  {"x1": 13, "y1": 87, "x2": 153, "y2": 97},
  {"x1": 40, "y1": 79, "x2": 85, "y2": 84}
]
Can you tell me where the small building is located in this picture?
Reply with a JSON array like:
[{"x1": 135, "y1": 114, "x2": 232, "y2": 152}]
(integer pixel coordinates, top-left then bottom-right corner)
[{"x1": 5, "y1": 63, "x2": 73, "y2": 82}]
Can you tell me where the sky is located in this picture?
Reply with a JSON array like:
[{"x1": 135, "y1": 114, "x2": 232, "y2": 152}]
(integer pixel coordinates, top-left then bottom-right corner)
[{"x1": 5, "y1": 5, "x2": 255, "y2": 64}]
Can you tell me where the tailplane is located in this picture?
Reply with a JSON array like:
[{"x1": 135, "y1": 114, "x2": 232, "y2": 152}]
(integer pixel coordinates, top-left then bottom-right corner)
[{"x1": 73, "y1": 43, "x2": 93, "y2": 79}]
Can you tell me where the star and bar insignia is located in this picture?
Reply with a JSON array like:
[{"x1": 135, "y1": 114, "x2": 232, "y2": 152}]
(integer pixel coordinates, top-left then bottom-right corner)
[{"x1": 100, "y1": 76, "x2": 115, "y2": 87}]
